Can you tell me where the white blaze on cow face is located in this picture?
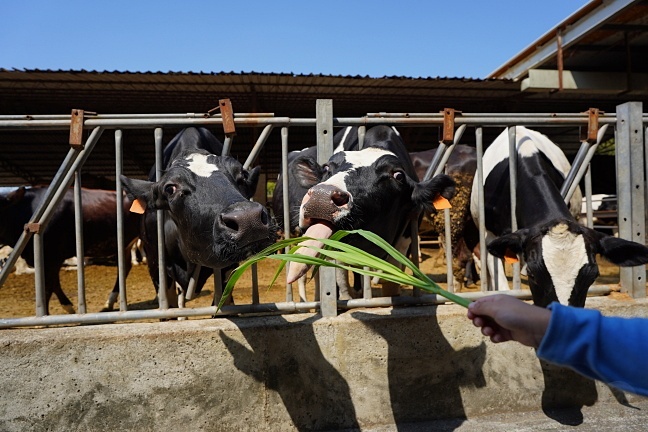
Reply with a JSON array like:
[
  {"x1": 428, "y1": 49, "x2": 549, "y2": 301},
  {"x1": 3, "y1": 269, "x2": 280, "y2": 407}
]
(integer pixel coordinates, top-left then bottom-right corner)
[
  {"x1": 326, "y1": 147, "x2": 395, "y2": 191},
  {"x1": 333, "y1": 127, "x2": 353, "y2": 154},
  {"x1": 185, "y1": 153, "x2": 219, "y2": 177},
  {"x1": 541, "y1": 222, "x2": 589, "y2": 304}
]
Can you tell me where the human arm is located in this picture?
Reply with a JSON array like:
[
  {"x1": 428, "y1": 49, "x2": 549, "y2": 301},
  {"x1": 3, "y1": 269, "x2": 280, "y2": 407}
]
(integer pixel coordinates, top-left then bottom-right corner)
[{"x1": 537, "y1": 302, "x2": 648, "y2": 397}]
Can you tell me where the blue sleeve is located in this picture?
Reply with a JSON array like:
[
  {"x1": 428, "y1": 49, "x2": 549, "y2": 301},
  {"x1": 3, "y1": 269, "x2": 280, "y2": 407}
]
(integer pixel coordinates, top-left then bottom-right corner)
[{"x1": 537, "y1": 302, "x2": 648, "y2": 396}]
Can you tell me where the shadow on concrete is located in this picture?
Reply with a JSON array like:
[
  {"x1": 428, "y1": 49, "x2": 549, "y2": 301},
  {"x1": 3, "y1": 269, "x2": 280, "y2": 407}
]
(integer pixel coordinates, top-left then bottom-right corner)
[
  {"x1": 352, "y1": 307, "x2": 487, "y2": 432},
  {"x1": 219, "y1": 314, "x2": 359, "y2": 431},
  {"x1": 539, "y1": 360, "x2": 598, "y2": 425}
]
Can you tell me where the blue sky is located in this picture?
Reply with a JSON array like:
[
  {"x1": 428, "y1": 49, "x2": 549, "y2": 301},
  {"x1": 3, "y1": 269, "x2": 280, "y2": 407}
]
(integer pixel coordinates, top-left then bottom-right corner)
[{"x1": 2, "y1": 1, "x2": 590, "y2": 79}]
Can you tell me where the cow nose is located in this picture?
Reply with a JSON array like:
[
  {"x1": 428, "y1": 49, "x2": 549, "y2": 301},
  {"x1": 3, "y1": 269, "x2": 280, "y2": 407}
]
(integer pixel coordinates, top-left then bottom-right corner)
[
  {"x1": 219, "y1": 202, "x2": 271, "y2": 245},
  {"x1": 303, "y1": 184, "x2": 351, "y2": 222}
]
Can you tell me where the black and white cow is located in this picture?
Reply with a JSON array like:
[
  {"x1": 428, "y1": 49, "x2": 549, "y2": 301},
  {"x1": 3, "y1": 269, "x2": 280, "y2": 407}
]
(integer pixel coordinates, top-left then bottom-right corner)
[
  {"x1": 285, "y1": 125, "x2": 456, "y2": 296},
  {"x1": 271, "y1": 127, "x2": 361, "y2": 300},
  {"x1": 0, "y1": 186, "x2": 141, "y2": 314},
  {"x1": 121, "y1": 127, "x2": 277, "y2": 308},
  {"x1": 471, "y1": 126, "x2": 648, "y2": 307}
]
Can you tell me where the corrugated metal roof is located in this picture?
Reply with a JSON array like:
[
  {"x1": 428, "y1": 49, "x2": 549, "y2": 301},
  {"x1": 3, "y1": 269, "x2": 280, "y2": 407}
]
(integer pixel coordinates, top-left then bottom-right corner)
[{"x1": 0, "y1": 68, "x2": 639, "y2": 188}]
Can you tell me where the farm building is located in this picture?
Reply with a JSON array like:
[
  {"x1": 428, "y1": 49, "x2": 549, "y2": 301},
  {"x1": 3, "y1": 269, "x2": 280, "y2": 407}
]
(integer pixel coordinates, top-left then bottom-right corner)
[{"x1": 1, "y1": 1, "x2": 648, "y2": 431}]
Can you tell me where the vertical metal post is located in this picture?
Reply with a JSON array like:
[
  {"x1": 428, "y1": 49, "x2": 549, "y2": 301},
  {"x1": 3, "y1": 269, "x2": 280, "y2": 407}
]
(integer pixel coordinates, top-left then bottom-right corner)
[
  {"x1": 280, "y1": 127, "x2": 294, "y2": 302},
  {"x1": 213, "y1": 268, "x2": 224, "y2": 306},
  {"x1": 33, "y1": 231, "x2": 47, "y2": 316},
  {"x1": 115, "y1": 130, "x2": 128, "y2": 311},
  {"x1": 444, "y1": 206, "x2": 453, "y2": 293},
  {"x1": 475, "y1": 127, "x2": 489, "y2": 292},
  {"x1": 316, "y1": 99, "x2": 337, "y2": 317},
  {"x1": 358, "y1": 125, "x2": 366, "y2": 149},
  {"x1": 508, "y1": 127, "x2": 521, "y2": 290},
  {"x1": 584, "y1": 165, "x2": 594, "y2": 229},
  {"x1": 154, "y1": 128, "x2": 169, "y2": 309},
  {"x1": 74, "y1": 170, "x2": 87, "y2": 314},
  {"x1": 616, "y1": 102, "x2": 646, "y2": 298}
]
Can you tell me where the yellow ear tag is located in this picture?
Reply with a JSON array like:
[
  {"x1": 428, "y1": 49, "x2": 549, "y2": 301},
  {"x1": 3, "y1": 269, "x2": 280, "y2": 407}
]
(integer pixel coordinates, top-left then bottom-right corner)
[
  {"x1": 129, "y1": 198, "x2": 146, "y2": 214},
  {"x1": 504, "y1": 248, "x2": 519, "y2": 264},
  {"x1": 433, "y1": 195, "x2": 452, "y2": 210}
]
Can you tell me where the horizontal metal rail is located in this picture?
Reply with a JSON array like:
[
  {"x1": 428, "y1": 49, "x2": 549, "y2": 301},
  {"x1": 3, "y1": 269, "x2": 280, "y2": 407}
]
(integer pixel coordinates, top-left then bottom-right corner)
[{"x1": 0, "y1": 286, "x2": 614, "y2": 329}]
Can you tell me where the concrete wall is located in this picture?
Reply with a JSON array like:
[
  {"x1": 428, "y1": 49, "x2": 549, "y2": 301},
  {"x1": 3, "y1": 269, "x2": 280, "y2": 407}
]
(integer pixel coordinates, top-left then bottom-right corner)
[{"x1": 1, "y1": 296, "x2": 646, "y2": 431}]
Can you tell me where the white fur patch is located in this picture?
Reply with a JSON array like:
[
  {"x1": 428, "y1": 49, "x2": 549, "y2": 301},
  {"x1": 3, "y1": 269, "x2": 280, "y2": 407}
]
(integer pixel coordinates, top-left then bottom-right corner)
[
  {"x1": 323, "y1": 148, "x2": 394, "y2": 193},
  {"x1": 541, "y1": 223, "x2": 589, "y2": 304},
  {"x1": 185, "y1": 153, "x2": 219, "y2": 177}
]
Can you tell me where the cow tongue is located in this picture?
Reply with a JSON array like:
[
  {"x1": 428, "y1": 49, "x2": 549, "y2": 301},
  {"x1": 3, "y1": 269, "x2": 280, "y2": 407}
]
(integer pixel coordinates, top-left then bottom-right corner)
[{"x1": 286, "y1": 222, "x2": 334, "y2": 284}]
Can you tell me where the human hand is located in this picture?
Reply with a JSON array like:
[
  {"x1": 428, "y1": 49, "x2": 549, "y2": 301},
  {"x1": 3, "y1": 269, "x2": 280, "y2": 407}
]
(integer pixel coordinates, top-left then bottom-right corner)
[{"x1": 467, "y1": 294, "x2": 551, "y2": 348}]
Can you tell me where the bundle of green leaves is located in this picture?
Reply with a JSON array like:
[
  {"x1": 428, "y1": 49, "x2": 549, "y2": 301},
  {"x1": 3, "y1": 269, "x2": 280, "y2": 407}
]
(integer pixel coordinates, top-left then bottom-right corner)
[{"x1": 218, "y1": 229, "x2": 471, "y2": 311}]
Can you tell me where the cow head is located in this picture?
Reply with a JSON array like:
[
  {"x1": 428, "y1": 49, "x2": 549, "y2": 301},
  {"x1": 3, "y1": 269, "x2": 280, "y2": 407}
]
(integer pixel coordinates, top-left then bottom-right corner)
[
  {"x1": 121, "y1": 149, "x2": 277, "y2": 268},
  {"x1": 299, "y1": 147, "x2": 455, "y2": 235},
  {"x1": 487, "y1": 218, "x2": 648, "y2": 307}
]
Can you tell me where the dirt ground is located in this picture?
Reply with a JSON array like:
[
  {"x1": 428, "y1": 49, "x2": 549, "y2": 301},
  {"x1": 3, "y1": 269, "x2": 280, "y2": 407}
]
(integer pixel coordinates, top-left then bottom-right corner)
[{"x1": 0, "y1": 245, "x2": 626, "y2": 320}]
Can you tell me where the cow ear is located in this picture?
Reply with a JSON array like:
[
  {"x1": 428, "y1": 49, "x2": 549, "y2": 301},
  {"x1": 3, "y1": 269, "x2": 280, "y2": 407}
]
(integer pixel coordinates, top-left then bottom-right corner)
[
  {"x1": 243, "y1": 166, "x2": 261, "y2": 198},
  {"x1": 120, "y1": 175, "x2": 168, "y2": 211},
  {"x1": 487, "y1": 229, "x2": 530, "y2": 259},
  {"x1": 412, "y1": 174, "x2": 456, "y2": 213},
  {"x1": 595, "y1": 234, "x2": 648, "y2": 267},
  {"x1": 294, "y1": 157, "x2": 324, "y2": 189}
]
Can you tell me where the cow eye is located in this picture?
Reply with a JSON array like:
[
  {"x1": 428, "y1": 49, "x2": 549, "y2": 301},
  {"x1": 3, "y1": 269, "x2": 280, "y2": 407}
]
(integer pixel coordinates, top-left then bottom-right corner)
[
  {"x1": 164, "y1": 184, "x2": 177, "y2": 195},
  {"x1": 392, "y1": 171, "x2": 405, "y2": 182}
]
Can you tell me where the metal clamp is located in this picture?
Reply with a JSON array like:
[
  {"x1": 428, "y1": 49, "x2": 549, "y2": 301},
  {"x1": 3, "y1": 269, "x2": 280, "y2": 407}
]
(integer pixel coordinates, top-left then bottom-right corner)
[
  {"x1": 24, "y1": 223, "x2": 41, "y2": 233},
  {"x1": 219, "y1": 98, "x2": 236, "y2": 137},
  {"x1": 442, "y1": 108, "x2": 461, "y2": 144},
  {"x1": 582, "y1": 108, "x2": 602, "y2": 144}
]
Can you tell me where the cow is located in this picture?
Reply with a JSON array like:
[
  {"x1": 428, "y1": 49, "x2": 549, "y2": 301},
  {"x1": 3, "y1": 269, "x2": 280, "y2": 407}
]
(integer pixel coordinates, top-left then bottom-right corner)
[
  {"x1": 409, "y1": 145, "x2": 480, "y2": 288},
  {"x1": 471, "y1": 126, "x2": 648, "y2": 307},
  {"x1": 120, "y1": 127, "x2": 277, "y2": 309},
  {"x1": 285, "y1": 125, "x2": 456, "y2": 298},
  {"x1": 271, "y1": 126, "x2": 360, "y2": 300},
  {"x1": 0, "y1": 186, "x2": 141, "y2": 314}
]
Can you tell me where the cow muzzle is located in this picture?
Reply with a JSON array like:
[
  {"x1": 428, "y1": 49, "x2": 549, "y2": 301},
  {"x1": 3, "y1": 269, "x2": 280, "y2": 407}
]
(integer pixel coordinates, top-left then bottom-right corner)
[
  {"x1": 301, "y1": 183, "x2": 351, "y2": 228},
  {"x1": 218, "y1": 201, "x2": 272, "y2": 247}
]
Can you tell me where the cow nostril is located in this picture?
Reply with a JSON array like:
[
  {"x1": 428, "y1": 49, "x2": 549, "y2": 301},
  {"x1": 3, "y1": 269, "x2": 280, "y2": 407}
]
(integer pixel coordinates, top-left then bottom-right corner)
[
  {"x1": 331, "y1": 191, "x2": 349, "y2": 207},
  {"x1": 221, "y1": 215, "x2": 239, "y2": 232},
  {"x1": 260, "y1": 209, "x2": 268, "y2": 226}
]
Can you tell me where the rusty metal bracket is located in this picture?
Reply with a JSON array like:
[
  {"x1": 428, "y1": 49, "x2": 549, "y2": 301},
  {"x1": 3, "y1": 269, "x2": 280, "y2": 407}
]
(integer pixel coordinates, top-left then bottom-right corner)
[
  {"x1": 24, "y1": 223, "x2": 41, "y2": 234},
  {"x1": 441, "y1": 108, "x2": 461, "y2": 144},
  {"x1": 219, "y1": 98, "x2": 236, "y2": 137},
  {"x1": 581, "y1": 108, "x2": 602, "y2": 143},
  {"x1": 69, "y1": 109, "x2": 85, "y2": 149}
]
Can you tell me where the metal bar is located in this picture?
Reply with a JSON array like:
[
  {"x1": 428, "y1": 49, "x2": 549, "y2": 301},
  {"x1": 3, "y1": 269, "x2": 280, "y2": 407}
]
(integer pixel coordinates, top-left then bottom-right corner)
[
  {"x1": 114, "y1": 130, "x2": 128, "y2": 311},
  {"x1": 560, "y1": 141, "x2": 590, "y2": 198},
  {"x1": 0, "y1": 114, "x2": 631, "y2": 131},
  {"x1": 584, "y1": 165, "x2": 594, "y2": 228},
  {"x1": 627, "y1": 103, "x2": 646, "y2": 297},
  {"x1": 74, "y1": 170, "x2": 87, "y2": 314},
  {"x1": 0, "y1": 285, "x2": 615, "y2": 330},
  {"x1": 433, "y1": 124, "x2": 466, "y2": 177},
  {"x1": 213, "y1": 268, "x2": 224, "y2": 307},
  {"x1": 475, "y1": 127, "x2": 488, "y2": 292},
  {"x1": 316, "y1": 99, "x2": 337, "y2": 317},
  {"x1": 222, "y1": 136, "x2": 233, "y2": 157},
  {"x1": 243, "y1": 124, "x2": 273, "y2": 170},
  {"x1": 444, "y1": 207, "x2": 453, "y2": 293},
  {"x1": 154, "y1": 128, "x2": 169, "y2": 309},
  {"x1": 280, "y1": 127, "x2": 294, "y2": 302},
  {"x1": 358, "y1": 125, "x2": 366, "y2": 149},
  {"x1": 33, "y1": 232, "x2": 46, "y2": 317},
  {"x1": 185, "y1": 266, "x2": 201, "y2": 301},
  {"x1": 251, "y1": 264, "x2": 259, "y2": 305},
  {"x1": 508, "y1": 127, "x2": 521, "y2": 290},
  {"x1": 563, "y1": 125, "x2": 609, "y2": 203}
]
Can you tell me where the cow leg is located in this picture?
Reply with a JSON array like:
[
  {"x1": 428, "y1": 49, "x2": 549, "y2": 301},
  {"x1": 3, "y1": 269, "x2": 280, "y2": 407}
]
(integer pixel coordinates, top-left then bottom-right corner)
[
  {"x1": 336, "y1": 267, "x2": 352, "y2": 300},
  {"x1": 102, "y1": 254, "x2": 134, "y2": 312},
  {"x1": 47, "y1": 266, "x2": 75, "y2": 314}
]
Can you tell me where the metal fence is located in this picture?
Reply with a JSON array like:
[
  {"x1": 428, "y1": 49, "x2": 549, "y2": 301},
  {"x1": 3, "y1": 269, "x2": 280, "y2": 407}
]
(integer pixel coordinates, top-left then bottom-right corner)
[{"x1": 0, "y1": 100, "x2": 645, "y2": 328}]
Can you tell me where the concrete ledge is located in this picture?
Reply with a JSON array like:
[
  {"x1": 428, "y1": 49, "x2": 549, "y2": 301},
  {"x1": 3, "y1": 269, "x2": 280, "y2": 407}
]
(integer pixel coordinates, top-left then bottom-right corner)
[{"x1": 1, "y1": 296, "x2": 647, "y2": 431}]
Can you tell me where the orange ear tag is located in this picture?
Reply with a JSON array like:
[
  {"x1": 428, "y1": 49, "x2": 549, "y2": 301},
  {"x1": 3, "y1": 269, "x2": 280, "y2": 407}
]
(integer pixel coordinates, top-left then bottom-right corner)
[
  {"x1": 433, "y1": 195, "x2": 452, "y2": 210},
  {"x1": 129, "y1": 198, "x2": 146, "y2": 214},
  {"x1": 504, "y1": 248, "x2": 519, "y2": 264}
]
